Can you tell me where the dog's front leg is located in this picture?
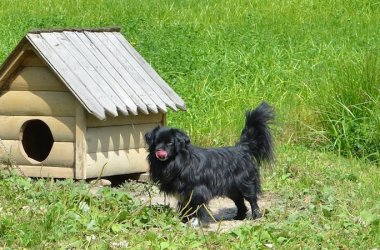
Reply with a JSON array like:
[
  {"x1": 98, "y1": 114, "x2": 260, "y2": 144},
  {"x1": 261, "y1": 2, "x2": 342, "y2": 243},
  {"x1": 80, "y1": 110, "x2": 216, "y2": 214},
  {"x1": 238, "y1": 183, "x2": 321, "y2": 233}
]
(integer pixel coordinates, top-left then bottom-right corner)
[
  {"x1": 179, "y1": 187, "x2": 211, "y2": 227},
  {"x1": 184, "y1": 203, "x2": 209, "y2": 227},
  {"x1": 189, "y1": 186, "x2": 212, "y2": 226}
]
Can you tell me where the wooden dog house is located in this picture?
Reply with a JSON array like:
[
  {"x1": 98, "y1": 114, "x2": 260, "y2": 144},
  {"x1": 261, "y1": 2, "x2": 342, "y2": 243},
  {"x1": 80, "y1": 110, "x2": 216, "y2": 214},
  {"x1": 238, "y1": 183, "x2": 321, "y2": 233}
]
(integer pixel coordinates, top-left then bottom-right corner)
[{"x1": 0, "y1": 28, "x2": 185, "y2": 179}]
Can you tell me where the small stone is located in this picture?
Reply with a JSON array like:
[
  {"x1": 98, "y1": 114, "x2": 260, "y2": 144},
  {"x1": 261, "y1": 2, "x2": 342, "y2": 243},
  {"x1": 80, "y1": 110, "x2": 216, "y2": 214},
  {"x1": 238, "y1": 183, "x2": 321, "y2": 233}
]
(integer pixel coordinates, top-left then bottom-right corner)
[
  {"x1": 99, "y1": 179, "x2": 112, "y2": 186},
  {"x1": 90, "y1": 178, "x2": 112, "y2": 187}
]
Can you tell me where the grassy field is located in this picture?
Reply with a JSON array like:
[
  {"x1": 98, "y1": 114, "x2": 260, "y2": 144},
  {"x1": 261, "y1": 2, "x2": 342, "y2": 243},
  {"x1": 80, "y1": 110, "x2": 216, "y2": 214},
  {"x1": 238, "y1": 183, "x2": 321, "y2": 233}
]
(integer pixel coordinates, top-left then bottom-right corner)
[{"x1": 0, "y1": 0, "x2": 380, "y2": 249}]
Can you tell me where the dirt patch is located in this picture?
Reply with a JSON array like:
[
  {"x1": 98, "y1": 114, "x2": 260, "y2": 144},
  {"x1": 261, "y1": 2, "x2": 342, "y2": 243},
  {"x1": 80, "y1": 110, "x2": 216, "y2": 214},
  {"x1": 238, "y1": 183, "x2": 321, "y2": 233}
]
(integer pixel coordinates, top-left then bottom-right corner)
[
  {"x1": 131, "y1": 190, "x2": 278, "y2": 232},
  {"x1": 90, "y1": 178, "x2": 280, "y2": 232}
]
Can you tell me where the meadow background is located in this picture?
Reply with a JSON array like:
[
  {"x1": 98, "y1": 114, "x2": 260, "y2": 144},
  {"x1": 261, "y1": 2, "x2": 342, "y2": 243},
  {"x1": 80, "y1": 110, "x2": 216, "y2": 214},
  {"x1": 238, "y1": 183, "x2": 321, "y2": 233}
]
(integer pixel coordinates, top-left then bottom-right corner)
[{"x1": 0, "y1": 0, "x2": 379, "y2": 249}]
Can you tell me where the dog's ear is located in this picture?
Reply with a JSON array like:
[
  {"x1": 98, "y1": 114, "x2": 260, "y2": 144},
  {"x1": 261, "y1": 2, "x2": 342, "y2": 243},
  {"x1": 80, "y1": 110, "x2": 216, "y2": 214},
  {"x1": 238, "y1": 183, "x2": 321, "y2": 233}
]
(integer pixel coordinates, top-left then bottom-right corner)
[
  {"x1": 173, "y1": 129, "x2": 190, "y2": 151},
  {"x1": 145, "y1": 126, "x2": 160, "y2": 147}
]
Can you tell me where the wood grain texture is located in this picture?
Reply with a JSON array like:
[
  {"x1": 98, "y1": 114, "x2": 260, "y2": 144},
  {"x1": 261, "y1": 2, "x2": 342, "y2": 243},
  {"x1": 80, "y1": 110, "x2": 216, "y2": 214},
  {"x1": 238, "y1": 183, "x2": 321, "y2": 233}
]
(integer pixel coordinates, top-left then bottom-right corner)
[
  {"x1": 21, "y1": 53, "x2": 46, "y2": 66},
  {"x1": 15, "y1": 165, "x2": 74, "y2": 178},
  {"x1": 85, "y1": 31, "x2": 159, "y2": 113},
  {"x1": 40, "y1": 32, "x2": 118, "y2": 117},
  {"x1": 75, "y1": 32, "x2": 148, "y2": 114},
  {"x1": 4, "y1": 31, "x2": 185, "y2": 120},
  {"x1": 75, "y1": 103, "x2": 87, "y2": 179},
  {"x1": 113, "y1": 32, "x2": 186, "y2": 110},
  {"x1": 86, "y1": 123, "x2": 157, "y2": 153},
  {"x1": 1, "y1": 140, "x2": 74, "y2": 167},
  {"x1": 9, "y1": 66, "x2": 68, "y2": 91},
  {"x1": 0, "y1": 91, "x2": 76, "y2": 116},
  {"x1": 0, "y1": 44, "x2": 29, "y2": 88},
  {"x1": 63, "y1": 32, "x2": 137, "y2": 115},
  {"x1": 86, "y1": 112, "x2": 163, "y2": 127},
  {"x1": 86, "y1": 148, "x2": 149, "y2": 178},
  {"x1": 54, "y1": 32, "x2": 129, "y2": 115},
  {"x1": 101, "y1": 32, "x2": 170, "y2": 112},
  {"x1": 0, "y1": 115, "x2": 75, "y2": 141},
  {"x1": 27, "y1": 33, "x2": 106, "y2": 119}
]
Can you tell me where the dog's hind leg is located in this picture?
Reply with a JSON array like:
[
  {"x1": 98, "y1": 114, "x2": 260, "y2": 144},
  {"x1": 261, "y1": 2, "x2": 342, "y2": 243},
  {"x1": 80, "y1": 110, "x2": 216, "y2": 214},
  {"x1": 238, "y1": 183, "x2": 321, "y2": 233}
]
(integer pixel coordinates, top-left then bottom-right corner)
[
  {"x1": 229, "y1": 193, "x2": 248, "y2": 220},
  {"x1": 245, "y1": 196, "x2": 261, "y2": 219}
]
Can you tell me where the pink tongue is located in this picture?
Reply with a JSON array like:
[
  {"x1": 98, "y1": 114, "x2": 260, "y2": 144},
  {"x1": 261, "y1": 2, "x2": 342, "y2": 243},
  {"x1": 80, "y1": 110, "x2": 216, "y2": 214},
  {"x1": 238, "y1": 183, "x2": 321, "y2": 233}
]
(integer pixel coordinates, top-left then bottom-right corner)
[{"x1": 155, "y1": 150, "x2": 168, "y2": 160}]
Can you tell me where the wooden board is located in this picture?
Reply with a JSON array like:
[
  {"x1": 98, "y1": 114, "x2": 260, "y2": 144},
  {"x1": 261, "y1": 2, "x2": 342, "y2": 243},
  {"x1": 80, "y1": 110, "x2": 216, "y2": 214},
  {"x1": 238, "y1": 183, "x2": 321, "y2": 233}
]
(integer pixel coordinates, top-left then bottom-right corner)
[
  {"x1": 114, "y1": 32, "x2": 186, "y2": 110},
  {"x1": 1, "y1": 140, "x2": 74, "y2": 167},
  {"x1": 85, "y1": 31, "x2": 159, "y2": 113},
  {"x1": 0, "y1": 91, "x2": 76, "y2": 116},
  {"x1": 86, "y1": 123, "x2": 157, "y2": 153},
  {"x1": 21, "y1": 53, "x2": 46, "y2": 66},
  {"x1": 0, "y1": 43, "x2": 29, "y2": 89},
  {"x1": 9, "y1": 66, "x2": 68, "y2": 91},
  {"x1": 101, "y1": 32, "x2": 170, "y2": 112},
  {"x1": 39, "y1": 33, "x2": 118, "y2": 117},
  {"x1": 0, "y1": 115, "x2": 75, "y2": 141},
  {"x1": 27, "y1": 33, "x2": 106, "y2": 119},
  {"x1": 61, "y1": 32, "x2": 136, "y2": 115},
  {"x1": 105, "y1": 32, "x2": 177, "y2": 111},
  {"x1": 14, "y1": 165, "x2": 74, "y2": 178},
  {"x1": 66, "y1": 32, "x2": 138, "y2": 115},
  {"x1": 86, "y1": 112, "x2": 163, "y2": 127},
  {"x1": 75, "y1": 103, "x2": 87, "y2": 179},
  {"x1": 49, "y1": 32, "x2": 128, "y2": 116},
  {"x1": 86, "y1": 148, "x2": 149, "y2": 178},
  {"x1": 75, "y1": 32, "x2": 148, "y2": 114}
]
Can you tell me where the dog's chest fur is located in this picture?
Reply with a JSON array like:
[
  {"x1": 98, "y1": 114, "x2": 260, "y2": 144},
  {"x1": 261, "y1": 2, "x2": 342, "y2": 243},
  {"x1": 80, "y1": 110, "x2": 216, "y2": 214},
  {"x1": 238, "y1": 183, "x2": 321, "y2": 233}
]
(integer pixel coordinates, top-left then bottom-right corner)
[{"x1": 155, "y1": 163, "x2": 191, "y2": 195}]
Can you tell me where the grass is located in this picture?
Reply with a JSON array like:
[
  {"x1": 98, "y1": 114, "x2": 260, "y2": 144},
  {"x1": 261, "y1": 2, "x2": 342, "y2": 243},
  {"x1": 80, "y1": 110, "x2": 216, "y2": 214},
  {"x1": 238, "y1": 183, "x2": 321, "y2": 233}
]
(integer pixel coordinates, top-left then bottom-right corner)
[
  {"x1": 314, "y1": 52, "x2": 380, "y2": 162},
  {"x1": 1, "y1": 145, "x2": 379, "y2": 249},
  {"x1": 0, "y1": 0, "x2": 380, "y2": 248}
]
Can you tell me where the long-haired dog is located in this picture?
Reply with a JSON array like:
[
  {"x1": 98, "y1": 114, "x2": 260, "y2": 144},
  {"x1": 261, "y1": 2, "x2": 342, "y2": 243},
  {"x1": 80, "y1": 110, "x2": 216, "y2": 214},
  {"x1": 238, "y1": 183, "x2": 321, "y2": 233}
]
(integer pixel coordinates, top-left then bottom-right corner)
[{"x1": 144, "y1": 102, "x2": 274, "y2": 225}]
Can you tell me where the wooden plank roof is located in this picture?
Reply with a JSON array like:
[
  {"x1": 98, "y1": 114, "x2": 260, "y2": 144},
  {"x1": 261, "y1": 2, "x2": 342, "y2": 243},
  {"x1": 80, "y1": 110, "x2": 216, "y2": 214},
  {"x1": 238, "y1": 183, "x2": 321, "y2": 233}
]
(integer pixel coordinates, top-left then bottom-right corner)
[{"x1": 0, "y1": 28, "x2": 186, "y2": 120}]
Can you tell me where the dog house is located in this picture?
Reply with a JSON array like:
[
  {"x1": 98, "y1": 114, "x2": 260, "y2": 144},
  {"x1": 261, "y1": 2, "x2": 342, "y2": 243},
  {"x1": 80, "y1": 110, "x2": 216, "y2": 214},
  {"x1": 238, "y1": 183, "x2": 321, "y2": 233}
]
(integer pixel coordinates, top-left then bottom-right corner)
[{"x1": 0, "y1": 28, "x2": 185, "y2": 179}]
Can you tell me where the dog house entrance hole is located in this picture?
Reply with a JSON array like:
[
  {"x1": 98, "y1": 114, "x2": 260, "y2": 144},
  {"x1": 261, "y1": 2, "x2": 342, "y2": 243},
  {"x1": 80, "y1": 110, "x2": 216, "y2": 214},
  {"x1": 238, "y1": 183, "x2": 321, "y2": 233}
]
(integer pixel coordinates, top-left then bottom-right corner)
[{"x1": 21, "y1": 119, "x2": 54, "y2": 162}]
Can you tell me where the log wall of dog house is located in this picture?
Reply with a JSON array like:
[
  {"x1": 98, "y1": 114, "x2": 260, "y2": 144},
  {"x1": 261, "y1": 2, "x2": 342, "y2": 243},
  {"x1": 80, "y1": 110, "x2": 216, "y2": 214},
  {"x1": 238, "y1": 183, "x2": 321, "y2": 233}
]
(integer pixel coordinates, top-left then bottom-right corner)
[
  {"x1": 85, "y1": 113, "x2": 162, "y2": 178},
  {"x1": 0, "y1": 29, "x2": 185, "y2": 179},
  {"x1": 0, "y1": 52, "x2": 166, "y2": 179},
  {"x1": 0, "y1": 54, "x2": 75, "y2": 178}
]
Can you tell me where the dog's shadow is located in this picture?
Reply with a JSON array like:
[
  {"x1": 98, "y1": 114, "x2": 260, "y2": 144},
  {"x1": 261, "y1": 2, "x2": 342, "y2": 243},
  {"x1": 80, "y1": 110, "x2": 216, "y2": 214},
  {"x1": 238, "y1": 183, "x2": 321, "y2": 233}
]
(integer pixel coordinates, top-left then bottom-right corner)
[
  {"x1": 210, "y1": 207, "x2": 236, "y2": 222},
  {"x1": 205, "y1": 207, "x2": 254, "y2": 223}
]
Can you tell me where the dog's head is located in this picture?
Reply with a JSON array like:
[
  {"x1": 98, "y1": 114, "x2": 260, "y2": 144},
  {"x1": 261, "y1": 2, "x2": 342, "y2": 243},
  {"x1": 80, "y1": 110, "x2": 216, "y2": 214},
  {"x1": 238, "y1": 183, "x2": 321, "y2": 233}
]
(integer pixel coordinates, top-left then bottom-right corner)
[{"x1": 145, "y1": 126, "x2": 190, "y2": 162}]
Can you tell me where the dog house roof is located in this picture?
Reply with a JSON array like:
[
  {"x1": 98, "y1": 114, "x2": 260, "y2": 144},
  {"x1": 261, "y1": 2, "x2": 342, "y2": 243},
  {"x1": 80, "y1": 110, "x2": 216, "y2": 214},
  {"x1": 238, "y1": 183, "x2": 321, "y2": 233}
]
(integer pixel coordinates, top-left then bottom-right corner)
[{"x1": 0, "y1": 27, "x2": 186, "y2": 119}]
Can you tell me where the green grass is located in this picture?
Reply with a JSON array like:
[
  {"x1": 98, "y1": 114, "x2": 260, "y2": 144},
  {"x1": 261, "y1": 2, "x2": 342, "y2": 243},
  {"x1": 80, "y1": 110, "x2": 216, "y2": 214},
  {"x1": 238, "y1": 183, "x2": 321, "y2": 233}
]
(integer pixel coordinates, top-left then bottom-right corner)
[
  {"x1": 1, "y1": 0, "x2": 380, "y2": 248},
  {"x1": 1, "y1": 146, "x2": 379, "y2": 249}
]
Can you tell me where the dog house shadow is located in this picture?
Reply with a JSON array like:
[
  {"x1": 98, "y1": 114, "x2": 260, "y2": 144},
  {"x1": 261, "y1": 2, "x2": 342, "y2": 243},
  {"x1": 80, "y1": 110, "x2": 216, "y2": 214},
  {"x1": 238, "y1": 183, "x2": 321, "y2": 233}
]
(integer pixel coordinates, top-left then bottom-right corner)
[
  {"x1": 0, "y1": 27, "x2": 186, "y2": 179},
  {"x1": 88, "y1": 124, "x2": 146, "y2": 160}
]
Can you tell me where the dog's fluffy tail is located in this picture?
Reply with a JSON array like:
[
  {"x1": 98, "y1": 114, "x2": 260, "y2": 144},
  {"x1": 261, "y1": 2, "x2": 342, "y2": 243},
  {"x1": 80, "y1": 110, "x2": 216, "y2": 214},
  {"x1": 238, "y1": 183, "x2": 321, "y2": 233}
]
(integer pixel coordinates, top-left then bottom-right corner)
[{"x1": 238, "y1": 102, "x2": 275, "y2": 165}]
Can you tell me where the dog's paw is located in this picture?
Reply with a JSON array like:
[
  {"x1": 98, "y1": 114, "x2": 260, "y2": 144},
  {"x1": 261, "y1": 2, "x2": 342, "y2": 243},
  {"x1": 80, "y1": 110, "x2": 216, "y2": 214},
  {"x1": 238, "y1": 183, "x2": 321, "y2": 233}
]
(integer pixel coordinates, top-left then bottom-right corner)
[
  {"x1": 252, "y1": 209, "x2": 262, "y2": 219},
  {"x1": 185, "y1": 218, "x2": 209, "y2": 228},
  {"x1": 190, "y1": 218, "x2": 200, "y2": 227},
  {"x1": 233, "y1": 214, "x2": 247, "y2": 220}
]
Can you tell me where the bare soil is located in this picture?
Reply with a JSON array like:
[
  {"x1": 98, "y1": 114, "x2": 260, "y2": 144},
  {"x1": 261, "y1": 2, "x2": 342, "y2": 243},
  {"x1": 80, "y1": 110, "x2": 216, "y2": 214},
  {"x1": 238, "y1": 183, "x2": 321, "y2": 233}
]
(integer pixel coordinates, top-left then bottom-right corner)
[
  {"x1": 90, "y1": 178, "x2": 279, "y2": 232},
  {"x1": 131, "y1": 191, "x2": 277, "y2": 232}
]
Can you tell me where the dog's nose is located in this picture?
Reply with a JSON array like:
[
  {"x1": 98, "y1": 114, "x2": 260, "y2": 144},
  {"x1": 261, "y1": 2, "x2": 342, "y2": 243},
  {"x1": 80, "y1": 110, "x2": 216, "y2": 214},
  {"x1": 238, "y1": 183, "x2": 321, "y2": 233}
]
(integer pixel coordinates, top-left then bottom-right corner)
[{"x1": 155, "y1": 150, "x2": 168, "y2": 161}]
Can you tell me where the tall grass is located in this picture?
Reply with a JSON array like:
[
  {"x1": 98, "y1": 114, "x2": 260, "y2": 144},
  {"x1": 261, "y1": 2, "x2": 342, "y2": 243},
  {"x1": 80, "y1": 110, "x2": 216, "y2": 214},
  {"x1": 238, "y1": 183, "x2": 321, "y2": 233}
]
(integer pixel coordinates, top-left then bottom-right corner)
[
  {"x1": 1, "y1": 0, "x2": 379, "y2": 155},
  {"x1": 308, "y1": 52, "x2": 380, "y2": 163}
]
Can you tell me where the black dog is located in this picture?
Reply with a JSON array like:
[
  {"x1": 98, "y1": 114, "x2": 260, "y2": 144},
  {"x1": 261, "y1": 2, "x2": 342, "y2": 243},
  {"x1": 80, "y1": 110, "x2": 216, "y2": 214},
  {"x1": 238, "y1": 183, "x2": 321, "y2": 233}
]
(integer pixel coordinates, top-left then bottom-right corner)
[{"x1": 144, "y1": 102, "x2": 274, "y2": 225}]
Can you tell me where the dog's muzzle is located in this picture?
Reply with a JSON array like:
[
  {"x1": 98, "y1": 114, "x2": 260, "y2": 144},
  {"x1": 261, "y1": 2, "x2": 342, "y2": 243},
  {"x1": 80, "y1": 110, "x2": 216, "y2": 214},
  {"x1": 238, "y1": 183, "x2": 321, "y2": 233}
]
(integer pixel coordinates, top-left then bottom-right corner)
[{"x1": 155, "y1": 150, "x2": 168, "y2": 161}]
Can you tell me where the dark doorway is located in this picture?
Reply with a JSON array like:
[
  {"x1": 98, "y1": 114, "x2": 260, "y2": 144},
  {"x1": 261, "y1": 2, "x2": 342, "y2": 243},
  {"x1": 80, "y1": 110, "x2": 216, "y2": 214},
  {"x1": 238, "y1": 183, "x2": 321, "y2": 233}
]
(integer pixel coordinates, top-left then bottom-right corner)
[{"x1": 21, "y1": 120, "x2": 54, "y2": 162}]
